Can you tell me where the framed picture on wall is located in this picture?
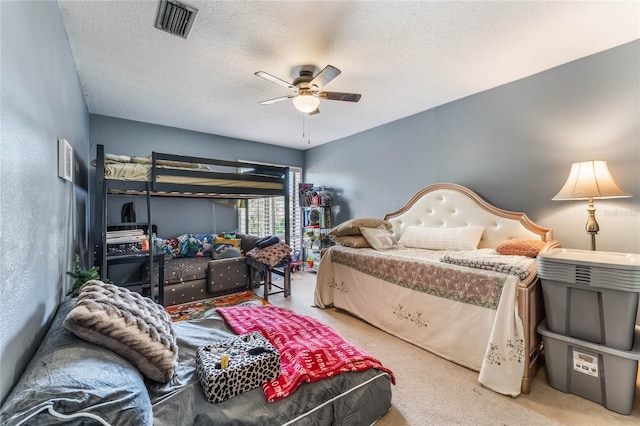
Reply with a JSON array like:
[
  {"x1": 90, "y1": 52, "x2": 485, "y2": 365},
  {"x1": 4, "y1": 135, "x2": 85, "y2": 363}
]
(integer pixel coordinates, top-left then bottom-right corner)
[{"x1": 58, "y1": 138, "x2": 73, "y2": 182}]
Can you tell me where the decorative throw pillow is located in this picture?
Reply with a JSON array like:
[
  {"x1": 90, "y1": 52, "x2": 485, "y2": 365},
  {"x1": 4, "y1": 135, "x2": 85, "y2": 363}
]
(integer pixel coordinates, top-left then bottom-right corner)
[
  {"x1": 159, "y1": 237, "x2": 180, "y2": 257},
  {"x1": 331, "y1": 235, "x2": 371, "y2": 248},
  {"x1": 398, "y1": 226, "x2": 485, "y2": 250},
  {"x1": 176, "y1": 233, "x2": 218, "y2": 258},
  {"x1": 214, "y1": 246, "x2": 242, "y2": 259},
  {"x1": 496, "y1": 239, "x2": 546, "y2": 257},
  {"x1": 329, "y1": 218, "x2": 393, "y2": 237},
  {"x1": 213, "y1": 236, "x2": 242, "y2": 258},
  {"x1": 214, "y1": 236, "x2": 241, "y2": 248},
  {"x1": 64, "y1": 280, "x2": 178, "y2": 383},
  {"x1": 359, "y1": 225, "x2": 397, "y2": 251}
]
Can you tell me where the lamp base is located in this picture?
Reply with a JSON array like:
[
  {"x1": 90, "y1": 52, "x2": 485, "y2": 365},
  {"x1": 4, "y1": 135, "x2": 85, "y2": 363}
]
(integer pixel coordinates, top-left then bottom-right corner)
[
  {"x1": 585, "y1": 197, "x2": 599, "y2": 251},
  {"x1": 588, "y1": 232, "x2": 597, "y2": 251}
]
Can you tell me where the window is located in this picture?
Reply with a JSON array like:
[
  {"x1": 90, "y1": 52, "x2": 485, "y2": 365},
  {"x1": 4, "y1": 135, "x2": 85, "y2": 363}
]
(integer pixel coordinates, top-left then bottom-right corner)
[{"x1": 238, "y1": 166, "x2": 302, "y2": 252}]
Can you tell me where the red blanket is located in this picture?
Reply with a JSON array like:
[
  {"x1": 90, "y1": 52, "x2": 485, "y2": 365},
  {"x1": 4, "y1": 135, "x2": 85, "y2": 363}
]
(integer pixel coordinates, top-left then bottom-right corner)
[{"x1": 216, "y1": 306, "x2": 395, "y2": 402}]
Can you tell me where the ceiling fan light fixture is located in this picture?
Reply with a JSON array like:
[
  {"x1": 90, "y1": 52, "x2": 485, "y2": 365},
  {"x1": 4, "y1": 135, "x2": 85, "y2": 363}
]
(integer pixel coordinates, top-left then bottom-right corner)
[{"x1": 292, "y1": 93, "x2": 320, "y2": 113}]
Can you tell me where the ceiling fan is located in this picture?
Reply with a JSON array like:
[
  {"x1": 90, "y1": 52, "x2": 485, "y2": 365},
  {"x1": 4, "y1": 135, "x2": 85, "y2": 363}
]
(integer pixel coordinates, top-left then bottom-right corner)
[{"x1": 255, "y1": 65, "x2": 361, "y2": 115}]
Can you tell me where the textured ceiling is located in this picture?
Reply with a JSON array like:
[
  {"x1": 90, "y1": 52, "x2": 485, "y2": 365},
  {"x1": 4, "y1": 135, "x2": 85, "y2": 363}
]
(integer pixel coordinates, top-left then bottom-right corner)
[{"x1": 57, "y1": 1, "x2": 640, "y2": 150}]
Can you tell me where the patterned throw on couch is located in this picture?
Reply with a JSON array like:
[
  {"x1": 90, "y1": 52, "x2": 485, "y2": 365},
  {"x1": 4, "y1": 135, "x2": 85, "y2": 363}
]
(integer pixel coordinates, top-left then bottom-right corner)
[{"x1": 157, "y1": 234, "x2": 242, "y2": 259}]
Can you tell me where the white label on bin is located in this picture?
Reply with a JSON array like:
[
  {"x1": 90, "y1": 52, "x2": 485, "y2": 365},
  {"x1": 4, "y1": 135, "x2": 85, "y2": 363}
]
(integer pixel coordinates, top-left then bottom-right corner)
[{"x1": 573, "y1": 350, "x2": 598, "y2": 377}]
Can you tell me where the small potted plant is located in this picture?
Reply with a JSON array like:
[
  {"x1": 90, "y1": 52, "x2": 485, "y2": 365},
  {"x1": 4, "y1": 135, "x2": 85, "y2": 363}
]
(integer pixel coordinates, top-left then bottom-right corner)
[{"x1": 66, "y1": 253, "x2": 109, "y2": 297}]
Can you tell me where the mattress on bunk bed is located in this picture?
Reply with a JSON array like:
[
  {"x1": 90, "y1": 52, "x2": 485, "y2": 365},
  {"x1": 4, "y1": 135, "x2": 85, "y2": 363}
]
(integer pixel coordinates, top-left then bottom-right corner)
[
  {"x1": 102, "y1": 155, "x2": 283, "y2": 190},
  {"x1": 314, "y1": 245, "x2": 533, "y2": 396}
]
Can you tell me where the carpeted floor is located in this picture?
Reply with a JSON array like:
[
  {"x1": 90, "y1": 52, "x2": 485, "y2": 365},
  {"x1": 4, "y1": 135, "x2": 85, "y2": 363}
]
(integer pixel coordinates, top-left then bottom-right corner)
[{"x1": 261, "y1": 270, "x2": 640, "y2": 425}]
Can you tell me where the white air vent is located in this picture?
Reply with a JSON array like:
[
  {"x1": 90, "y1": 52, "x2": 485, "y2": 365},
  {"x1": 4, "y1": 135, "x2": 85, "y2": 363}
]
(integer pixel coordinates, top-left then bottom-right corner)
[{"x1": 155, "y1": 0, "x2": 198, "y2": 39}]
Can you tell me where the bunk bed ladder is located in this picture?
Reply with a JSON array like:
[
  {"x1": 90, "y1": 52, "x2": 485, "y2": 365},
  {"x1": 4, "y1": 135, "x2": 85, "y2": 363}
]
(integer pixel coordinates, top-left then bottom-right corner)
[
  {"x1": 95, "y1": 144, "x2": 107, "y2": 278},
  {"x1": 145, "y1": 181, "x2": 164, "y2": 305}
]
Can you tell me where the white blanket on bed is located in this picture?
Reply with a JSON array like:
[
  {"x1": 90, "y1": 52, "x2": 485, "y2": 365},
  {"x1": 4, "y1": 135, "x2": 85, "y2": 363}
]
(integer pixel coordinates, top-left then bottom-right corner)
[{"x1": 478, "y1": 275, "x2": 525, "y2": 396}]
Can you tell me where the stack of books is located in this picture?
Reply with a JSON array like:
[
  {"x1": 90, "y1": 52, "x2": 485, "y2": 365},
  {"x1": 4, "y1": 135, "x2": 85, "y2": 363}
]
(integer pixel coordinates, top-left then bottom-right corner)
[{"x1": 106, "y1": 229, "x2": 148, "y2": 254}]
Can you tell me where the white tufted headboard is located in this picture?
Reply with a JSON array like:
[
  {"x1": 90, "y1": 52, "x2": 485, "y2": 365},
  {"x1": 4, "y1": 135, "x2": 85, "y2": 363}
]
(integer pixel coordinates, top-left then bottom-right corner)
[{"x1": 383, "y1": 183, "x2": 553, "y2": 249}]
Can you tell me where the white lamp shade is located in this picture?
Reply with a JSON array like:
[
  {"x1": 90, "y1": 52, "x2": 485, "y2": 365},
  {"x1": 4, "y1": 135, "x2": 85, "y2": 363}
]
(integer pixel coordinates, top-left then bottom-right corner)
[
  {"x1": 553, "y1": 160, "x2": 631, "y2": 200},
  {"x1": 292, "y1": 94, "x2": 320, "y2": 113}
]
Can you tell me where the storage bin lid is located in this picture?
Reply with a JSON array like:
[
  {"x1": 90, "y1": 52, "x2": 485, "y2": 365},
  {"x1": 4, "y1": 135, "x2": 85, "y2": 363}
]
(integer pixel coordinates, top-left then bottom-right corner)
[
  {"x1": 537, "y1": 320, "x2": 640, "y2": 360},
  {"x1": 538, "y1": 249, "x2": 640, "y2": 269},
  {"x1": 537, "y1": 249, "x2": 640, "y2": 290}
]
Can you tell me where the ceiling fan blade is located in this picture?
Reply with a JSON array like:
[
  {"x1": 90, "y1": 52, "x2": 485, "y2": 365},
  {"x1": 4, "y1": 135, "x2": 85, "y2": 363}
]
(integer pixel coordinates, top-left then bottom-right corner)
[
  {"x1": 254, "y1": 71, "x2": 297, "y2": 92},
  {"x1": 317, "y1": 91, "x2": 361, "y2": 102},
  {"x1": 309, "y1": 65, "x2": 341, "y2": 90},
  {"x1": 259, "y1": 95, "x2": 294, "y2": 105},
  {"x1": 309, "y1": 108, "x2": 320, "y2": 116}
]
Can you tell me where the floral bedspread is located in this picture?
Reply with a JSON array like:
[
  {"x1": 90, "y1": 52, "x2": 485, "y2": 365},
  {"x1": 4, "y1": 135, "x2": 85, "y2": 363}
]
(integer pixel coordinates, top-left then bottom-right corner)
[
  {"x1": 317, "y1": 246, "x2": 526, "y2": 396},
  {"x1": 330, "y1": 247, "x2": 508, "y2": 310}
]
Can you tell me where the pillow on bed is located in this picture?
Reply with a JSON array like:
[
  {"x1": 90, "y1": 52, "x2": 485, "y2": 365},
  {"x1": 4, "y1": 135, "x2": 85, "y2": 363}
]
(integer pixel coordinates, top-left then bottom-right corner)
[
  {"x1": 331, "y1": 235, "x2": 371, "y2": 248},
  {"x1": 105, "y1": 153, "x2": 132, "y2": 163},
  {"x1": 359, "y1": 225, "x2": 397, "y2": 251},
  {"x1": 329, "y1": 218, "x2": 393, "y2": 237},
  {"x1": 496, "y1": 239, "x2": 546, "y2": 257},
  {"x1": 398, "y1": 226, "x2": 485, "y2": 250},
  {"x1": 64, "y1": 280, "x2": 178, "y2": 383}
]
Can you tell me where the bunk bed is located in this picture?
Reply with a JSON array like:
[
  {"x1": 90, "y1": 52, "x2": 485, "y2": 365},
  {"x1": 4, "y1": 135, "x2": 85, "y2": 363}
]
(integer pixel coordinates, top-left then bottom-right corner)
[{"x1": 93, "y1": 144, "x2": 291, "y2": 306}]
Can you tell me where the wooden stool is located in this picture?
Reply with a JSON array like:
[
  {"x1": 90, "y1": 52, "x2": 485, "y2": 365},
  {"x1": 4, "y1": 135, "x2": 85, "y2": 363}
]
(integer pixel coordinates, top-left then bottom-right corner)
[
  {"x1": 263, "y1": 264, "x2": 291, "y2": 302},
  {"x1": 247, "y1": 258, "x2": 291, "y2": 302}
]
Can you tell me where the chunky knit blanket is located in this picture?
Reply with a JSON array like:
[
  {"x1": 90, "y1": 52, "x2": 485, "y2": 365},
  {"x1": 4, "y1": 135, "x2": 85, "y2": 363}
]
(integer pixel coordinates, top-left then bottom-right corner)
[
  {"x1": 64, "y1": 280, "x2": 178, "y2": 382},
  {"x1": 216, "y1": 306, "x2": 395, "y2": 402},
  {"x1": 440, "y1": 248, "x2": 534, "y2": 280}
]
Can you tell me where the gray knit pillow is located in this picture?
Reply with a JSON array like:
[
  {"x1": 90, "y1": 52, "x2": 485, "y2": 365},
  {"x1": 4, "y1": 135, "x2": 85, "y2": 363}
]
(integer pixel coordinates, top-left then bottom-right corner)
[{"x1": 64, "y1": 280, "x2": 178, "y2": 382}]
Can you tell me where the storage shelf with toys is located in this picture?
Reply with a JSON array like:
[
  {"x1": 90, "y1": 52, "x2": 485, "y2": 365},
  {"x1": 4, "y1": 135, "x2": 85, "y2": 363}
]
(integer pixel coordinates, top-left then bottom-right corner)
[{"x1": 299, "y1": 185, "x2": 335, "y2": 272}]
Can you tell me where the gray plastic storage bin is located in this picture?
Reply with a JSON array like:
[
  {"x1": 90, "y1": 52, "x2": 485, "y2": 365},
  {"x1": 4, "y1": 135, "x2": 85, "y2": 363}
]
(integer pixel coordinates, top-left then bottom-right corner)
[
  {"x1": 538, "y1": 249, "x2": 640, "y2": 350},
  {"x1": 538, "y1": 320, "x2": 640, "y2": 415}
]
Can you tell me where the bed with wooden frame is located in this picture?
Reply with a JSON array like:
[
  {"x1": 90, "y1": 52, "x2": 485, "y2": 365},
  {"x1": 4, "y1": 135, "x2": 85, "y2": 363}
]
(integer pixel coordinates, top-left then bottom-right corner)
[{"x1": 314, "y1": 183, "x2": 560, "y2": 395}]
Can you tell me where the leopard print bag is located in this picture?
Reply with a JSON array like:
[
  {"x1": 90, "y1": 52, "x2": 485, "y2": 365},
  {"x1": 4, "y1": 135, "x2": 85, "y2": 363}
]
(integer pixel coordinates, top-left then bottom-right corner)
[{"x1": 196, "y1": 332, "x2": 280, "y2": 403}]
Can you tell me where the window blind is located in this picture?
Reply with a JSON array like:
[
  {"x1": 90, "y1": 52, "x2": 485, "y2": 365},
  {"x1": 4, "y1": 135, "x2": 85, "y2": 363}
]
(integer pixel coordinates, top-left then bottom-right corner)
[{"x1": 238, "y1": 166, "x2": 302, "y2": 252}]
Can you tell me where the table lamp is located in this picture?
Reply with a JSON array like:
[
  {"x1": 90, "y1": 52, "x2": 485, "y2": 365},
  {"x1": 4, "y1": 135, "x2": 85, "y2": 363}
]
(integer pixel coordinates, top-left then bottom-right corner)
[{"x1": 553, "y1": 160, "x2": 631, "y2": 250}]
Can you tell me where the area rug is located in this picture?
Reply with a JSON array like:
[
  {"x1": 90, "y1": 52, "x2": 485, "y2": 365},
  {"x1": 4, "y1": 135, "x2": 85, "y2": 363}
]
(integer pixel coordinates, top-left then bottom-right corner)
[{"x1": 166, "y1": 290, "x2": 269, "y2": 322}]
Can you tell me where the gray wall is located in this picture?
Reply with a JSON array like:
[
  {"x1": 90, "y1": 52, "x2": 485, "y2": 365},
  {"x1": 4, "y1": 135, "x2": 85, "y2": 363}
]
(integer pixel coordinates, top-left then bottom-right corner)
[
  {"x1": 306, "y1": 41, "x2": 640, "y2": 254},
  {"x1": 0, "y1": 1, "x2": 90, "y2": 403},
  {"x1": 89, "y1": 115, "x2": 304, "y2": 239}
]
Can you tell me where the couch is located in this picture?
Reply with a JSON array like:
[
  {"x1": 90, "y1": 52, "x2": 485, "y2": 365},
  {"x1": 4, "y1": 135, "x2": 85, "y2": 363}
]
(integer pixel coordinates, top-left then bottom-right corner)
[{"x1": 143, "y1": 233, "x2": 263, "y2": 306}]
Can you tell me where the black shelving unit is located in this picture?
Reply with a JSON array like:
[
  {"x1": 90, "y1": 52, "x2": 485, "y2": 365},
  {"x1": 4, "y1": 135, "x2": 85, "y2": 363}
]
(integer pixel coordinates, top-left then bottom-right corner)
[{"x1": 299, "y1": 185, "x2": 335, "y2": 272}]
